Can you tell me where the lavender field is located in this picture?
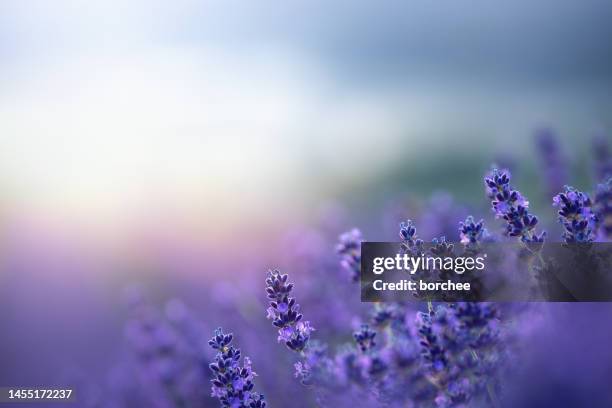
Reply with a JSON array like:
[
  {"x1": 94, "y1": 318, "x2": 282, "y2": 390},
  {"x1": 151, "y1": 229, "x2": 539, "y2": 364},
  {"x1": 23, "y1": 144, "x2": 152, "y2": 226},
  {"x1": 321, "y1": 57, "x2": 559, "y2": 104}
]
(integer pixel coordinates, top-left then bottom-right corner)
[
  {"x1": 1, "y1": 132, "x2": 611, "y2": 407},
  {"x1": 1, "y1": 1, "x2": 612, "y2": 407}
]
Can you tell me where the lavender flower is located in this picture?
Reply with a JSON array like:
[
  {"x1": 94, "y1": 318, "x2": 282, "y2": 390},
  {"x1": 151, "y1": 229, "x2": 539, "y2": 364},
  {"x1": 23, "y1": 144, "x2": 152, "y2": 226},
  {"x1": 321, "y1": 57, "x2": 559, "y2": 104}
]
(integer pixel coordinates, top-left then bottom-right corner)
[
  {"x1": 459, "y1": 216, "x2": 488, "y2": 249},
  {"x1": 353, "y1": 324, "x2": 377, "y2": 352},
  {"x1": 208, "y1": 328, "x2": 266, "y2": 408},
  {"x1": 415, "y1": 303, "x2": 503, "y2": 407},
  {"x1": 415, "y1": 310, "x2": 449, "y2": 373},
  {"x1": 593, "y1": 178, "x2": 612, "y2": 238},
  {"x1": 336, "y1": 228, "x2": 363, "y2": 282},
  {"x1": 370, "y1": 303, "x2": 401, "y2": 328},
  {"x1": 451, "y1": 302, "x2": 499, "y2": 349},
  {"x1": 430, "y1": 236, "x2": 455, "y2": 257},
  {"x1": 534, "y1": 128, "x2": 567, "y2": 197},
  {"x1": 553, "y1": 186, "x2": 597, "y2": 243},
  {"x1": 485, "y1": 169, "x2": 546, "y2": 244},
  {"x1": 400, "y1": 219, "x2": 424, "y2": 255},
  {"x1": 265, "y1": 269, "x2": 314, "y2": 352},
  {"x1": 350, "y1": 324, "x2": 388, "y2": 383}
]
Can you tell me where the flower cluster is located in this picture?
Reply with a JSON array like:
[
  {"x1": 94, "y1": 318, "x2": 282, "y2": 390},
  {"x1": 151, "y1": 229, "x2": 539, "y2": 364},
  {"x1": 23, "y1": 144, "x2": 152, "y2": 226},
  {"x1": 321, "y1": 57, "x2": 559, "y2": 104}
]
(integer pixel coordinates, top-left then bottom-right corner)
[
  {"x1": 353, "y1": 324, "x2": 377, "y2": 352},
  {"x1": 553, "y1": 186, "x2": 597, "y2": 243},
  {"x1": 485, "y1": 169, "x2": 546, "y2": 244},
  {"x1": 265, "y1": 269, "x2": 314, "y2": 352},
  {"x1": 341, "y1": 325, "x2": 389, "y2": 389},
  {"x1": 336, "y1": 228, "x2": 363, "y2": 282},
  {"x1": 292, "y1": 340, "x2": 331, "y2": 386},
  {"x1": 416, "y1": 310, "x2": 449, "y2": 373},
  {"x1": 430, "y1": 236, "x2": 455, "y2": 257},
  {"x1": 451, "y1": 302, "x2": 500, "y2": 349},
  {"x1": 208, "y1": 328, "x2": 266, "y2": 408},
  {"x1": 415, "y1": 302, "x2": 503, "y2": 408},
  {"x1": 459, "y1": 216, "x2": 488, "y2": 249},
  {"x1": 399, "y1": 219, "x2": 424, "y2": 255},
  {"x1": 594, "y1": 178, "x2": 612, "y2": 238}
]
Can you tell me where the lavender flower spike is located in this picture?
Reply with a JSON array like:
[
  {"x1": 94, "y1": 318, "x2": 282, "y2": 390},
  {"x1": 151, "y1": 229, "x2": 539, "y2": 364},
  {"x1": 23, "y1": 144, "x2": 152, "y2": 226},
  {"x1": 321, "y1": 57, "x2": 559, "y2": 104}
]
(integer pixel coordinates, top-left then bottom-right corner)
[
  {"x1": 459, "y1": 216, "x2": 488, "y2": 248},
  {"x1": 208, "y1": 328, "x2": 266, "y2": 408},
  {"x1": 485, "y1": 168, "x2": 546, "y2": 244},
  {"x1": 553, "y1": 186, "x2": 597, "y2": 243},
  {"x1": 353, "y1": 324, "x2": 377, "y2": 353},
  {"x1": 336, "y1": 228, "x2": 363, "y2": 282},
  {"x1": 399, "y1": 220, "x2": 424, "y2": 255},
  {"x1": 265, "y1": 269, "x2": 314, "y2": 352}
]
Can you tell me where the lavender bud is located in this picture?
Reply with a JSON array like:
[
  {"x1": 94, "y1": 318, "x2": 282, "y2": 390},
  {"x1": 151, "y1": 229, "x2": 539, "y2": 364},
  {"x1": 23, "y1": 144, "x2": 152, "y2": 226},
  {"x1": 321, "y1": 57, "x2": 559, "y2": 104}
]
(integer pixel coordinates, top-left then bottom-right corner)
[
  {"x1": 553, "y1": 186, "x2": 597, "y2": 243},
  {"x1": 353, "y1": 324, "x2": 377, "y2": 353},
  {"x1": 208, "y1": 328, "x2": 266, "y2": 408},
  {"x1": 336, "y1": 228, "x2": 363, "y2": 282},
  {"x1": 485, "y1": 168, "x2": 546, "y2": 245},
  {"x1": 265, "y1": 269, "x2": 313, "y2": 352}
]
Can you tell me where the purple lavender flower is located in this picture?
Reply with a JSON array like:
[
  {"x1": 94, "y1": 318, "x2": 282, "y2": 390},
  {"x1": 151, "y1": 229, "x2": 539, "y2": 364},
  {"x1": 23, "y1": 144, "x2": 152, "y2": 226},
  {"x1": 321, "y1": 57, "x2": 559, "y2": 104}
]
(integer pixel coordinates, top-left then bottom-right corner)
[
  {"x1": 208, "y1": 328, "x2": 266, "y2": 408},
  {"x1": 415, "y1": 310, "x2": 449, "y2": 373},
  {"x1": 430, "y1": 236, "x2": 455, "y2": 257},
  {"x1": 485, "y1": 168, "x2": 546, "y2": 244},
  {"x1": 553, "y1": 186, "x2": 597, "y2": 243},
  {"x1": 399, "y1": 219, "x2": 424, "y2": 255},
  {"x1": 353, "y1": 324, "x2": 377, "y2": 353},
  {"x1": 451, "y1": 302, "x2": 499, "y2": 349},
  {"x1": 415, "y1": 303, "x2": 503, "y2": 407},
  {"x1": 336, "y1": 228, "x2": 363, "y2": 282},
  {"x1": 265, "y1": 269, "x2": 314, "y2": 352},
  {"x1": 370, "y1": 303, "x2": 401, "y2": 328},
  {"x1": 534, "y1": 128, "x2": 567, "y2": 197},
  {"x1": 459, "y1": 216, "x2": 488, "y2": 248},
  {"x1": 593, "y1": 178, "x2": 612, "y2": 238}
]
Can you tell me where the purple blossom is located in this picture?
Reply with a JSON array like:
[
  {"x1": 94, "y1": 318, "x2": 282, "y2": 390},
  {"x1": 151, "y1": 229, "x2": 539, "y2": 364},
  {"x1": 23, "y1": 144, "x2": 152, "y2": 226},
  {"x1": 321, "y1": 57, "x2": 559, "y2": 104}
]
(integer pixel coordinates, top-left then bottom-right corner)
[
  {"x1": 459, "y1": 216, "x2": 488, "y2": 248},
  {"x1": 336, "y1": 228, "x2": 363, "y2": 282},
  {"x1": 430, "y1": 236, "x2": 455, "y2": 257},
  {"x1": 553, "y1": 186, "x2": 597, "y2": 243},
  {"x1": 265, "y1": 269, "x2": 313, "y2": 352},
  {"x1": 415, "y1": 302, "x2": 504, "y2": 407},
  {"x1": 208, "y1": 327, "x2": 266, "y2": 408},
  {"x1": 370, "y1": 303, "x2": 401, "y2": 328},
  {"x1": 416, "y1": 310, "x2": 449, "y2": 373},
  {"x1": 399, "y1": 219, "x2": 424, "y2": 255},
  {"x1": 292, "y1": 340, "x2": 331, "y2": 386},
  {"x1": 485, "y1": 168, "x2": 546, "y2": 244},
  {"x1": 294, "y1": 361, "x2": 308, "y2": 379},
  {"x1": 353, "y1": 324, "x2": 377, "y2": 353}
]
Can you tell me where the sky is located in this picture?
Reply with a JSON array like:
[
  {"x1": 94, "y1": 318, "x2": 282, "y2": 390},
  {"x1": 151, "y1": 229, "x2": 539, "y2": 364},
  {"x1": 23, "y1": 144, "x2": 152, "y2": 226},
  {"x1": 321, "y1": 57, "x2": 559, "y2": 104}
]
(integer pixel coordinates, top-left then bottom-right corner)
[{"x1": 0, "y1": 0, "x2": 611, "y2": 232}]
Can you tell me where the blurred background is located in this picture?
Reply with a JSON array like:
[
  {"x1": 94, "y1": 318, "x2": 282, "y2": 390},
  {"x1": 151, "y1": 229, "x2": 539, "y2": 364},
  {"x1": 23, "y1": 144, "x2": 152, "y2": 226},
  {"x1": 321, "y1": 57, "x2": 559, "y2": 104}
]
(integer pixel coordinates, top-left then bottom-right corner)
[{"x1": 1, "y1": 1, "x2": 611, "y2": 406}]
